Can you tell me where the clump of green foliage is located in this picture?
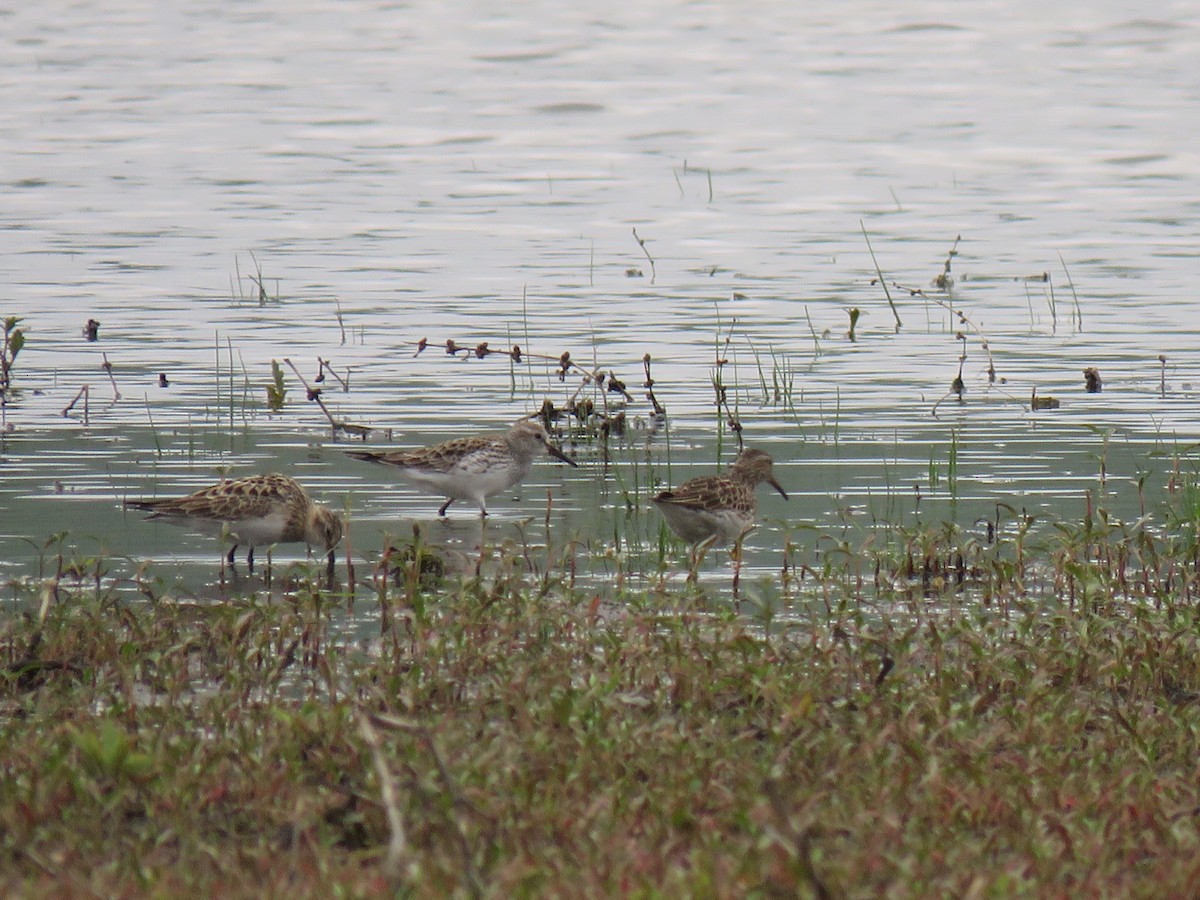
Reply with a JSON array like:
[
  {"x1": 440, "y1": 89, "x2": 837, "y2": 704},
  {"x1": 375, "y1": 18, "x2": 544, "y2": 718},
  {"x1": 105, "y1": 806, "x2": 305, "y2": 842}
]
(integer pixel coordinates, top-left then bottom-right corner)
[
  {"x1": 4, "y1": 509, "x2": 1200, "y2": 896},
  {"x1": 266, "y1": 359, "x2": 287, "y2": 412},
  {"x1": 1, "y1": 316, "x2": 25, "y2": 397}
]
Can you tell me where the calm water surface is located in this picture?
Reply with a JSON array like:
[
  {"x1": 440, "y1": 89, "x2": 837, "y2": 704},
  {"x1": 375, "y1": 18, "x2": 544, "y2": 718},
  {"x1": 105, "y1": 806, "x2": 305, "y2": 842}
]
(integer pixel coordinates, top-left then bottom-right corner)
[{"x1": 3, "y1": 1, "x2": 1199, "y2": 604}]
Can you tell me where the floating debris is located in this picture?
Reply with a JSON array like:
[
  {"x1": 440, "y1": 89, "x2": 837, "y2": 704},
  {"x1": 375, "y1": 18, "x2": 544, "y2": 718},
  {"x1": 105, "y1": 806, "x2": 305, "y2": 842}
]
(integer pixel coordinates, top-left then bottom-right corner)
[{"x1": 1031, "y1": 387, "x2": 1061, "y2": 411}]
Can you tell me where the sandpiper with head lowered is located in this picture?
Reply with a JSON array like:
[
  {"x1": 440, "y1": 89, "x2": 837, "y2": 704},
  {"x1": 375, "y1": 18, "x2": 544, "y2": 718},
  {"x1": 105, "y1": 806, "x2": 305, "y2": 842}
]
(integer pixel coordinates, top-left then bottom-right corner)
[
  {"x1": 126, "y1": 473, "x2": 344, "y2": 577},
  {"x1": 652, "y1": 448, "x2": 788, "y2": 547},
  {"x1": 346, "y1": 418, "x2": 578, "y2": 517}
]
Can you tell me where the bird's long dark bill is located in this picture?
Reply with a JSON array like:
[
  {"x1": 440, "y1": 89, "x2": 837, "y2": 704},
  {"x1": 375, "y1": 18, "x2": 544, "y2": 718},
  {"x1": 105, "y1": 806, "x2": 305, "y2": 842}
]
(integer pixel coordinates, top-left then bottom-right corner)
[
  {"x1": 769, "y1": 478, "x2": 789, "y2": 500},
  {"x1": 546, "y1": 444, "x2": 578, "y2": 467}
]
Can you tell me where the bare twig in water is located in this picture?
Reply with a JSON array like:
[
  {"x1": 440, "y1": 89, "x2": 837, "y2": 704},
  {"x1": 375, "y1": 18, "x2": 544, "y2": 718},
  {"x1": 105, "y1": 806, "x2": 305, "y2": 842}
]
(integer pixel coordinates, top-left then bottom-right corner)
[
  {"x1": 931, "y1": 334, "x2": 968, "y2": 418},
  {"x1": 334, "y1": 298, "x2": 347, "y2": 345},
  {"x1": 315, "y1": 358, "x2": 350, "y2": 392},
  {"x1": 62, "y1": 385, "x2": 90, "y2": 424},
  {"x1": 101, "y1": 353, "x2": 121, "y2": 401},
  {"x1": 283, "y1": 357, "x2": 372, "y2": 439},
  {"x1": 643, "y1": 354, "x2": 665, "y2": 417},
  {"x1": 860, "y1": 221, "x2": 903, "y2": 331},
  {"x1": 410, "y1": 334, "x2": 639, "y2": 437},
  {"x1": 632, "y1": 227, "x2": 657, "y2": 285},
  {"x1": 412, "y1": 337, "x2": 634, "y2": 402},
  {"x1": 712, "y1": 319, "x2": 744, "y2": 450},
  {"x1": 888, "y1": 279, "x2": 998, "y2": 385},
  {"x1": 1058, "y1": 252, "x2": 1083, "y2": 331},
  {"x1": 803, "y1": 306, "x2": 823, "y2": 357},
  {"x1": 932, "y1": 234, "x2": 961, "y2": 291},
  {"x1": 247, "y1": 251, "x2": 272, "y2": 305}
]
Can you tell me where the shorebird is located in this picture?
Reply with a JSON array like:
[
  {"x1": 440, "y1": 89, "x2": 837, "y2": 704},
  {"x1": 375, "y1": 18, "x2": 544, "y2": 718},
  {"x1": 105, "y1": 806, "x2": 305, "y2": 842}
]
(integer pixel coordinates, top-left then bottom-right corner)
[
  {"x1": 346, "y1": 419, "x2": 577, "y2": 517},
  {"x1": 652, "y1": 448, "x2": 788, "y2": 547},
  {"x1": 127, "y1": 473, "x2": 344, "y2": 576}
]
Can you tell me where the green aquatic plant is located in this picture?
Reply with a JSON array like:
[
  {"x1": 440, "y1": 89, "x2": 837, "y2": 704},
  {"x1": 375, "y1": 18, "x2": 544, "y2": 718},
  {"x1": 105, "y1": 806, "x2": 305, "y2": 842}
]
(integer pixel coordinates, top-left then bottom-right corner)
[
  {"x1": 1, "y1": 315, "x2": 25, "y2": 397},
  {"x1": 266, "y1": 358, "x2": 288, "y2": 412},
  {"x1": 9, "y1": 496, "x2": 1200, "y2": 895}
]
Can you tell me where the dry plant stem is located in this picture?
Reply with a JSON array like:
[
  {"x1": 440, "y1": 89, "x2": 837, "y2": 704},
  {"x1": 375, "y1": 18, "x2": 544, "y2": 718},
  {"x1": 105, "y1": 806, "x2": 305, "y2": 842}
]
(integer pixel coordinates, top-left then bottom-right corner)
[
  {"x1": 282, "y1": 357, "x2": 371, "y2": 439},
  {"x1": 564, "y1": 366, "x2": 605, "y2": 409},
  {"x1": 101, "y1": 353, "x2": 121, "y2": 401},
  {"x1": 632, "y1": 226, "x2": 657, "y2": 285},
  {"x1": 712, "y1": 320, "x2": 743, "y2": 449},
  {"x1": 731, "y1": 535, "x2": 744, "y2": 600},
  {"x1": 356, "y1": 712, "x2": 408, "y2": 884},
  {"x1": 334, "y1": 299, "x2": 347, "y2": 345},
  {"x1": 643, "y1": 354, "x2": 665, "y2": 416},
  {"x1": 714, "y1": 382, "x2": 743, "y2": 449},
  {"x1": 61, "y1": 385, "x2": 90, "y2": 424},
  {"x1": 232, "y1": 255, "x2": 244, "y2": 303},
  {"x1": 316, "y1": 358, "x2": 350, "y2": 391},
  {"x1": 248, "y1": 250, "x2": 270, "y2": 304},
  {"x1": 860, "y1": 220, "x2": 903, "y2": 330},
  {"x1": 930, "y1": 336, "x2": 969, "y2": 418},
  {"x1": 938, "y1": 234, "x2": 961, "y2": 288},
  {"x1": 411, "y1": 337, "x2": 634, "y2": 401},
  {"x1": 1058, "y1": 251, "x2": 1083, "y2": 331},
  {"x1": 890, "y1": 279, "x2": 998, "y2": 383}
]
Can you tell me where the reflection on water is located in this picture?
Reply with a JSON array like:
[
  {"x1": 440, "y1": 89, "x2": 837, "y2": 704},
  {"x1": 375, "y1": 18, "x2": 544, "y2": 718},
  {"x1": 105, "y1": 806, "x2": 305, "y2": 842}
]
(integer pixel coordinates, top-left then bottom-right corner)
[{"x1": 3, "y1": 2, "x2": 1200, "y2": 606}]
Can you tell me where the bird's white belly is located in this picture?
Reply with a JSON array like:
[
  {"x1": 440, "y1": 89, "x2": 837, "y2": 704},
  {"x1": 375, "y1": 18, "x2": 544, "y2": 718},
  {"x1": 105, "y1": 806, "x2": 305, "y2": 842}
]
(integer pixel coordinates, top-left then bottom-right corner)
[
  {"x1": 402, "y1": 460, "x2": 521, "y2": 502},
  {"x1": 175, "y1": 511, "x2": 290, "y2": 546},
  {"x1": 658, "y1": 505, "x2": 752, "y2": 546}
]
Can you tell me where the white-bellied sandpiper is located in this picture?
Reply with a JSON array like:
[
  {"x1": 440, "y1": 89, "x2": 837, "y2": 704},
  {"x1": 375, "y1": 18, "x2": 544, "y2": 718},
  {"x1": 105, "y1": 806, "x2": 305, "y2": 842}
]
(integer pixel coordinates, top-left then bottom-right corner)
[
  {"x1": 346, "y1": 419, "x2": 577, "y2": 517},
  {"x1": 653, "y1": 448, "x2": 788, "y2": 547},
  {"x1": 127, "y1": 473, "x2": 343, "y2": 576}
]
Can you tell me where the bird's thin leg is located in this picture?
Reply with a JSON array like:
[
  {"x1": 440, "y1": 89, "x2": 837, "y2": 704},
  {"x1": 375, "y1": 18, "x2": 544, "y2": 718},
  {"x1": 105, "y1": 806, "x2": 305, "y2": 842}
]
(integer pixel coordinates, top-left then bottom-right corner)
[
  {"x1": 226, "y1": 544, "x2": 238, "y2": 567},
  {"x1": 246, "y1": 545, "x2": 255, "y2": 574},
  {"x1": 731, "y1": 535, "x2": 745, "y2": 605},
  {"x1": 438, "y1": 497, "x2": 454, "y2": 517}
]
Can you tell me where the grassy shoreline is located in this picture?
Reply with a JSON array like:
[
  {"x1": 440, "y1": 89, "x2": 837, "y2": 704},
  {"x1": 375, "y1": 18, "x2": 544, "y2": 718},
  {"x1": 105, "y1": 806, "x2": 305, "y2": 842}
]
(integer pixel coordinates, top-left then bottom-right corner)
[{"x1": 4, "y1": 516, "x2": 1200, "y2": 898}]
